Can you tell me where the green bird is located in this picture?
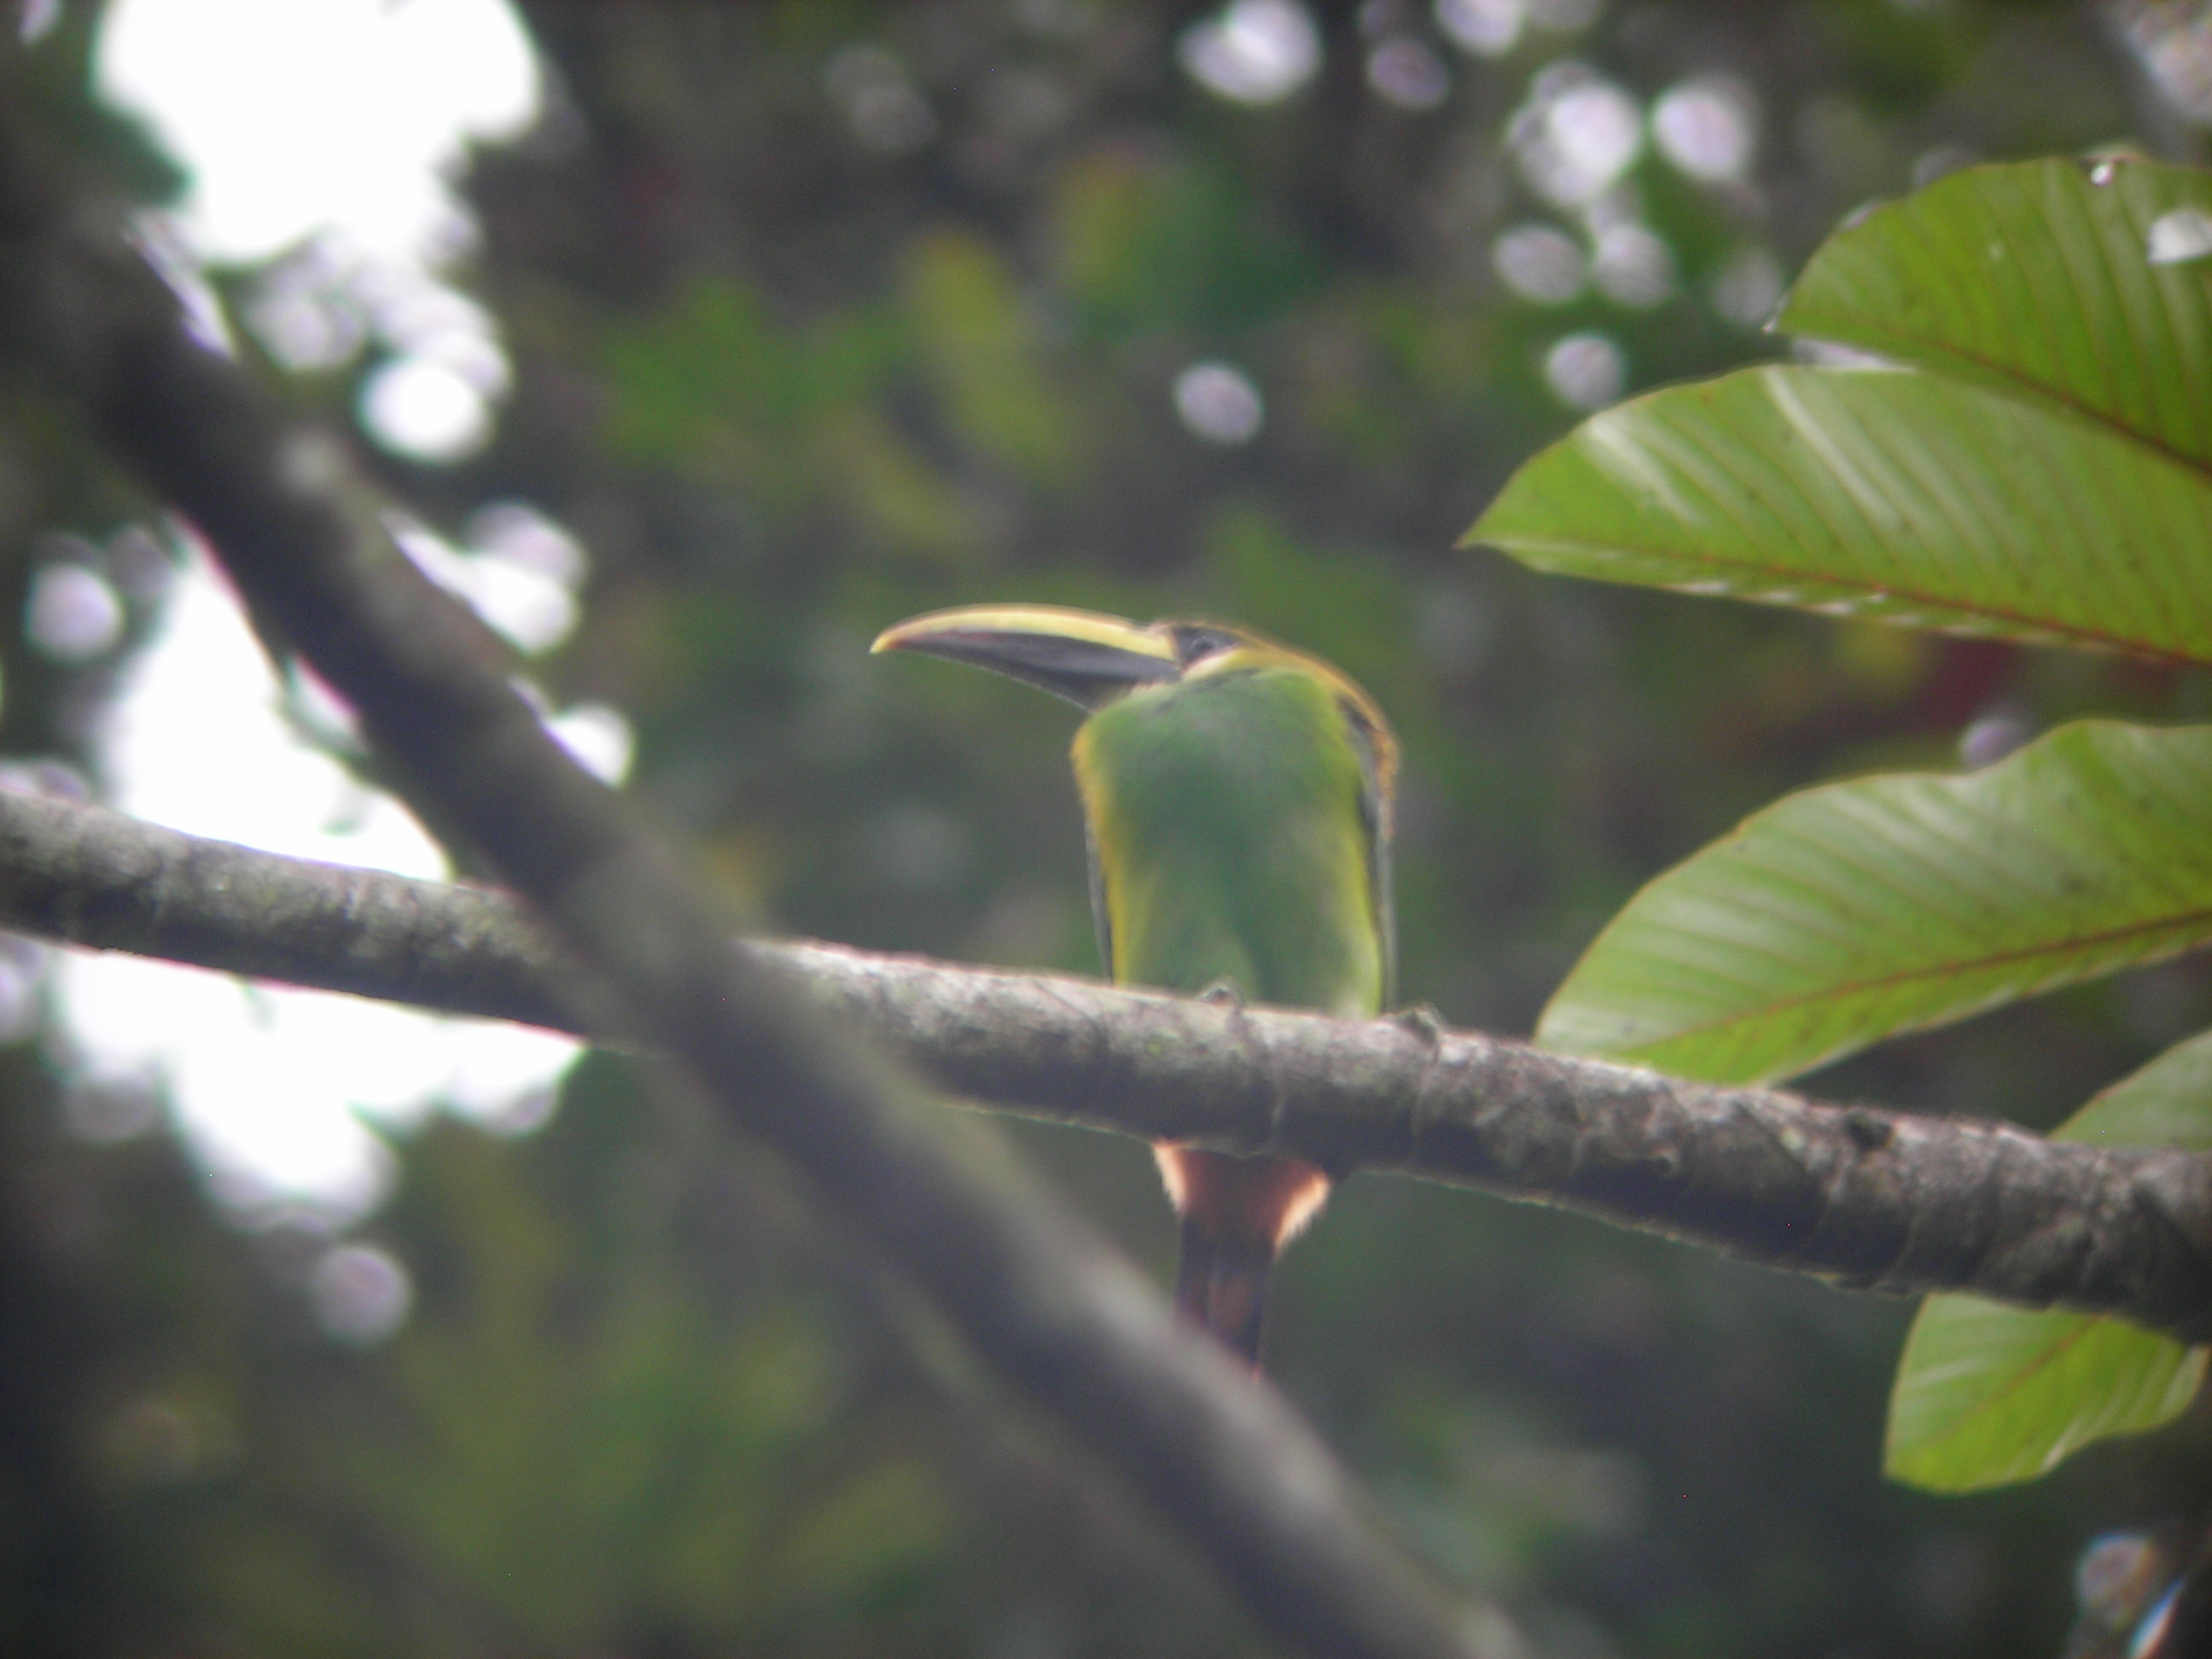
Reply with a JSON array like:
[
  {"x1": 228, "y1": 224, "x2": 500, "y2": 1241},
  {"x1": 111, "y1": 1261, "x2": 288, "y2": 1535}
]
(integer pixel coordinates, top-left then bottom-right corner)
[{"x1": 873, "y1": 604, "x2": 1396, "y2": 1367}]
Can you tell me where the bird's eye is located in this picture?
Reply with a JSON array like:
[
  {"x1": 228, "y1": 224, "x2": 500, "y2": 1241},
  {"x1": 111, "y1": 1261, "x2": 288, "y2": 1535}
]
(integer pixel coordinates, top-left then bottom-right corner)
[{"x1": 1173, "y1": 626, "x2": 1241, "y2": 666}]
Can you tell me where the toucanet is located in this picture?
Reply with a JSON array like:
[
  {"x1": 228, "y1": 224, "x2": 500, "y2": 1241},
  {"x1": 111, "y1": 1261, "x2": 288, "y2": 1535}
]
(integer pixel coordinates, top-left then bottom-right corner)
[{"x1": 873, "y1": 605, "x2": 1396, "y2": 1367}]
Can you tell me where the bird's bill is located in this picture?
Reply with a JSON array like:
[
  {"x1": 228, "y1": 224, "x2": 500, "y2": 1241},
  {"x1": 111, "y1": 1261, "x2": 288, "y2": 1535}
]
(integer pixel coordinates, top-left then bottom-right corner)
[{"x1": 870, "y1": 604, "x2": 1179, "y2": 708}]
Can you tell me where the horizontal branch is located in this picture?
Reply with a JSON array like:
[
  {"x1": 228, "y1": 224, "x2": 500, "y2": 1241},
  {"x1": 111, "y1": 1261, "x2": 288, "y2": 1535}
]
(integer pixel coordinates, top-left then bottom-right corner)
[{"x1": 4, "y1": 786, "x2": 2209, "y2": 1345}]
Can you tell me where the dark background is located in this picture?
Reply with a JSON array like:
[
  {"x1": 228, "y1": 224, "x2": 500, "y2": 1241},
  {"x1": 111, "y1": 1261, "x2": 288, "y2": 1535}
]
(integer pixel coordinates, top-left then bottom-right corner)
[{"x1": 6, "y1": 2, "x2": 2212, "y2": 1654}]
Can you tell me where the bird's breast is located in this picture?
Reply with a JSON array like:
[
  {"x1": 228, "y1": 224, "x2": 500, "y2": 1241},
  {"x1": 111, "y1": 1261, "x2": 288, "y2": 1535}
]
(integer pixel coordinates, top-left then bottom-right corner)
[{"x1": 1073, "y1": 668, "x2": 1382, "y2": 1015}]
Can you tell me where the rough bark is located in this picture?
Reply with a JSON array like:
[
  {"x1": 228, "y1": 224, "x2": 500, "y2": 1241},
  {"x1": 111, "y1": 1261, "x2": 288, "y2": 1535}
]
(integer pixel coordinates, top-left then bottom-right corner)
[{"x1": 3, "y1": 786, "x2": 2209, "y2": 1345}]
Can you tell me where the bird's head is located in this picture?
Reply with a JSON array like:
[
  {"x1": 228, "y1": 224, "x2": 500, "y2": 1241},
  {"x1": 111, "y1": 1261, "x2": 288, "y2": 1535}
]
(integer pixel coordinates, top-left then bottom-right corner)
[
  {"x1": 870, "y1": 603, "x2": 1359, "y2": 714},
  {"x1": 873, "y1": 604, "x2": 1395, "y2": 801}
]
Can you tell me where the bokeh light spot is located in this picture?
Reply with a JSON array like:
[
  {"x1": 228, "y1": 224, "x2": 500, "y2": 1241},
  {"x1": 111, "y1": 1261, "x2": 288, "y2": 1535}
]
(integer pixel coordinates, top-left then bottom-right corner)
[
  {"x1": 468, "y1": 502, "x2": 589, "y2": 588},
  {"x1": 1651, "y1": 75, "x2": 1758, "y2": 183},
  {"x1": 0, "y1": 935, "x2": 44, "y2": 1048},
  {"x1": 825, "y1": 46, "x2": 939, "y2": 152},
  {"x1": 1179, "y1": 0, "x2": 1321, "y2": 104},
  {"x1": 544, "y1": 701, "x2": 635, "y2": 786},
  {"x1": 27, "y1": 563, "x2": 125, "y2": 662},
  {"x1": 2114, "y1": 1, "x2": 2212, "y2": 126},
  {"x1": 360, "y1": 357, "x2": 492, "y2": 463},
  {"x1": 64, "y1": 1073, "x2": 163, "y2": 1146},
  {"x1": 1174, "y1": 362, "x2": 1266, "y2": 444},
  {"x1": 1543, "y1": 332, "x2": 1626, "y2": 408},
  {"x1": 396, "y1": 517, "x2": 580, "y2": 655},
  {"x1": 97, "y1": 0, "x2": 539, "y2": 265},
  {"x1": 1435, "y1": 0, "x2": 1522, "y2": 57},
  {"x1": 1493, "y1": 224, "x2": 1586, "y2": 304},
  {"x1": 1592, "y1": 223, "x2": 1674, "y2": 307},
  {"x1": 311, "y1": 1243, "x2": 413, "y2": 1344},
  {"x1": 2148, "y1": 207, "x2": 2212, "y2": 265},
  {"x1": 1708, "y1": 244, "x2": 1783, "y2": 329},
  {"x1": 244, "y1": 240, "x2": 370, "y2": 371},
  {"x1": 1368, "y1": 37, "x2": 1451, "y2": 108},
  {"x1": 1511, "y1": 62, "x2": 1643, "y2": 207},
  {"x1": 1959, "y1": 707, "x2": 2033, "y2": 770}
]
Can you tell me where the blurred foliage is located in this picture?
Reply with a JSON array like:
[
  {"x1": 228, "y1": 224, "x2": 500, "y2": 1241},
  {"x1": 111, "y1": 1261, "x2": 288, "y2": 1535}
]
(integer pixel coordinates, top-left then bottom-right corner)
[{"x1": 6, "y1": 1, "x2": 2212, "y2": 1656}]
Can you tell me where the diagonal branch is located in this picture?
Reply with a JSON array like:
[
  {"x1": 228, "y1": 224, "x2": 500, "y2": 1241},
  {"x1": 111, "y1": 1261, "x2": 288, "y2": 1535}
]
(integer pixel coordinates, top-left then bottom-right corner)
[
  {"x1": 0, "y1": 90, "x2": 1508, "y2": 1659},
  {"x1": 3, "y1": 786, "x2": 2209, "y2": 1346}
]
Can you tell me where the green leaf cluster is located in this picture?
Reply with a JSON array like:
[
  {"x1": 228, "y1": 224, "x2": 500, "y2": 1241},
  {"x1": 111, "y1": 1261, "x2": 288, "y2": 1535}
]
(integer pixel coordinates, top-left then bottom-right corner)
[{"x1": 1471, "y1": 157, "x2": 2212, "y2": 1493}]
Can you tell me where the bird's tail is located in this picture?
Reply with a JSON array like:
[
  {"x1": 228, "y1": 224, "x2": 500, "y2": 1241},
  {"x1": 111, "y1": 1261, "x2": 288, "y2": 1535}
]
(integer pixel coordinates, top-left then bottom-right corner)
[
  {"x1": 1173, "y1": 1217, "x2": 1279, "y2": 1367},
  {"x1": 1157, "y1": 1146, "x2": 1330, "y2": 1370}
]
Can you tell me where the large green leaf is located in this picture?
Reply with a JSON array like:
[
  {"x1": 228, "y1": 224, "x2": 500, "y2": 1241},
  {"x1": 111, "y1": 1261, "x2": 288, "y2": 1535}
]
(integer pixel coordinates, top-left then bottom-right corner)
[
  {"x1": 1465, "y1": 365, "x2": 2212, "y2": 667},
  {"x1": 1883, "y1": 1301, "x2": 2205, "y2": 1493},
  {"x1": 1538, "y1": 720, "x2": 2212, "y2": 1085},
  {"x1": 1781, "y1": 156, "x2": 2212, "y2": 474},
  {"x1": 1885, "y1": 1033, "x2": 2212, "y2": 1492}
]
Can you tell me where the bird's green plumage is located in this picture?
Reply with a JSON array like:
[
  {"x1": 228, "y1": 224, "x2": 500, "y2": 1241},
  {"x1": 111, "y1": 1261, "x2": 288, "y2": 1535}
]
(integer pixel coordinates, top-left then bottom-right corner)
[
  {"x1": 1074, "y1": 659, "x2": 1387, "y2": 1017},
  {"x1": 870, "y1": 605, "x2": 1394, "y2": 1365}
]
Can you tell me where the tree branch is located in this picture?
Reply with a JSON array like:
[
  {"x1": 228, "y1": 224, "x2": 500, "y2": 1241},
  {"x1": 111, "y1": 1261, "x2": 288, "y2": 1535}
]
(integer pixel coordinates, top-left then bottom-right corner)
[
  {"x1": 3, "y1": 786, "x2": 2209, "y2": 1346},
  {"x1": 0, "y1": 90, "x2": 1509, "y2": 1659}
]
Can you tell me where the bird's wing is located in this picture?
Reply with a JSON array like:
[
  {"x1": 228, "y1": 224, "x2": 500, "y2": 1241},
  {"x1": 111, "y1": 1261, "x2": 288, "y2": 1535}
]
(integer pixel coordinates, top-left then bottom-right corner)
[
  {"x1": 1083, "y1": 813, "x2": 1116, "y2": 981},
  {"x1": 1341, "y1": 696, "x2": 1397, "y2": 1010}
]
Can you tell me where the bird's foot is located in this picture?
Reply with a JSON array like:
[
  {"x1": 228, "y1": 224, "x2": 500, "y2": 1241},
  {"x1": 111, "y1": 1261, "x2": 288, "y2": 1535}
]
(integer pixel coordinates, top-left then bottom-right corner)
[
  {"x1": 1197, "y1": 978, "x2": 1246, "y2": 1010},
  {"x1": 1391, "y1": 1003, "x2": 1446, "y2": 1047}
]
